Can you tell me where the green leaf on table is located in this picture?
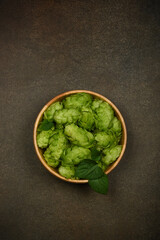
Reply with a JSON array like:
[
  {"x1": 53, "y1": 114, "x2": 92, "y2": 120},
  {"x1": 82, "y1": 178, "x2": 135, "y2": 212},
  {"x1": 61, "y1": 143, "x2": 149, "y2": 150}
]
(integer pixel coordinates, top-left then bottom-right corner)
[
  {"x1": 88, "y1": 174, "x2": 108, "y2": 194},
  {"x1": 75, "y1": 159, "x2": 104, "y2": 180},
  {"x1": 90, "y1": 147, "x2": 101, "y2": 161},
  {"x1": 37, "y1": 119, "x2": 54, "y2": 131}
]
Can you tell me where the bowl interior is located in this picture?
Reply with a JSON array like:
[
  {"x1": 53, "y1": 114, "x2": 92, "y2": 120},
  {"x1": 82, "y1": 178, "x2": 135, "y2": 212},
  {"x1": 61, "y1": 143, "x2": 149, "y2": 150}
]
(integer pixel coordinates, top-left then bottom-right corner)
[{"x1": 33, "y1": 90, "x2": 127, "y2": 183}]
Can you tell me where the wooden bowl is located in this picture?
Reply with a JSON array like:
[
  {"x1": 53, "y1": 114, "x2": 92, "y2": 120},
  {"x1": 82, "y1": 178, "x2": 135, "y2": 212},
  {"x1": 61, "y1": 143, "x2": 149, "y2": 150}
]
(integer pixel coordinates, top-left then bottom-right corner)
[{"x1": 33, "y1": 90, "x2": 127, "y2": 183}]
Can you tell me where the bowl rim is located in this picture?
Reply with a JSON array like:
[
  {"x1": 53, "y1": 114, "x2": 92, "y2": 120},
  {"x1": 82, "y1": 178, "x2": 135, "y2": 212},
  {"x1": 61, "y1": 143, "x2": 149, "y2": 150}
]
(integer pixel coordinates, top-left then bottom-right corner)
[{"x1": 33, "y1": 90, "x2": 127, "y2": 183}]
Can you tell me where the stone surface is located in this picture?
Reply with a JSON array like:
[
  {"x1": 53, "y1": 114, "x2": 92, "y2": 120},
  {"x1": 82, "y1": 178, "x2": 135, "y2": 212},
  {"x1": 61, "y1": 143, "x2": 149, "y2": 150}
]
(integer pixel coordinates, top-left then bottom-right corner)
[{"x1": 0, "y1": 1, "x2": 159, "y2": 240}]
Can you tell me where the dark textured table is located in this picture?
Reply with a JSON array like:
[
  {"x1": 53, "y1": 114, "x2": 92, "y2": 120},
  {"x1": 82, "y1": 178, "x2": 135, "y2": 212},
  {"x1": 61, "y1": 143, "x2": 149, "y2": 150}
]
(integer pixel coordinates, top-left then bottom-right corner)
[{"x1": 0, "y1": 1, "x2": 160, "y2": 240}]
